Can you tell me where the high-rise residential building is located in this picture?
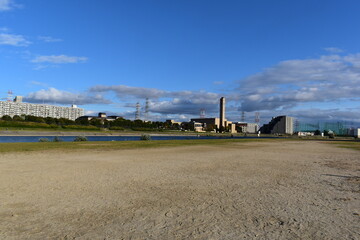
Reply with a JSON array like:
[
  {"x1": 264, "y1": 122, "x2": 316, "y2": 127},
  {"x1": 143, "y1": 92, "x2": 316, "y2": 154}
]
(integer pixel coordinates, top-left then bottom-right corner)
[{"x1": 0, "y1": 96, "x2": 84, "y2": 121}]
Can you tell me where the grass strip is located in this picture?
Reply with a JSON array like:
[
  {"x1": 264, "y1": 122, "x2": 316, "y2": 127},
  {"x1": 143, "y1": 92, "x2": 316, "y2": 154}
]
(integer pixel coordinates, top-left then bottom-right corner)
[
  {"x1": 0, "y1": 138, "x2": 285, "y2": 153},
  {"x1": 327, "y1": 141, "x2": 360, "y2": 151}
]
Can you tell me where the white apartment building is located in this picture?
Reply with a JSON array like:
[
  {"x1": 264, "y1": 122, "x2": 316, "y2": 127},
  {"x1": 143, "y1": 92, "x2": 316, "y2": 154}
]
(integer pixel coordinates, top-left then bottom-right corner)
[{"x1": 0, "y1": 97, "x2": 84, "y2": 121}]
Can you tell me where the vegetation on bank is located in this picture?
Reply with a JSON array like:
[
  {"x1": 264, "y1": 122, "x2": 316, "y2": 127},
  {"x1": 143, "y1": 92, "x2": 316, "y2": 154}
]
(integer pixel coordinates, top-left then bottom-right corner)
[
  {"x1": 0, "y1": 138, "x2": 358, "y2": 153},
  {"x1": 0, "y1": 138, "x2": 281, "y2": 153},
  {"x1": 328, "y1": 141, "x2": 360, "y2": 151},
  {"x1": 0, "y1": 114, "x2": 182, "y2": 132}
]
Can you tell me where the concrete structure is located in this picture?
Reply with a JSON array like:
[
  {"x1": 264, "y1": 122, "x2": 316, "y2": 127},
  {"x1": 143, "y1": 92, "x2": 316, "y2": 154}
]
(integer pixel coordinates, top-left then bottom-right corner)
[
  {"x1": 0, "y1": 97, "x2": 84, "y2": 121},
  {"x1": 219, "y1": 97, "x2": 226, "y2": 131},
  {"x1": 236, "y1": 122, "x2": 259, "y2": 133},
  {"x1": 228, "y1": 123, "x2": 236, "y2": 133},
  {"x1": 355, "y1": 128, "x2": 360, "y2": 138},
  {"x1": 260, "y1": 116, "x2": 294, "y2": 135}
]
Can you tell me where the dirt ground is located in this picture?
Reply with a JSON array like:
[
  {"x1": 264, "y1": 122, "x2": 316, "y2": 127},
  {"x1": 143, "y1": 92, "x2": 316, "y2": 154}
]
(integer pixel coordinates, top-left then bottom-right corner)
[{"x1": 0, "y1": 141, "x2": 359, "y2": 239}]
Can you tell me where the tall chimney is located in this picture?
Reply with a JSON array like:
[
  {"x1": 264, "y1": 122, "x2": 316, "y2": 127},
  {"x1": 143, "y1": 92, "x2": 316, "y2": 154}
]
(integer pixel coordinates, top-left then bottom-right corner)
[{"x1": 220, "y1": 97, "x2": 225, "y2": 131}]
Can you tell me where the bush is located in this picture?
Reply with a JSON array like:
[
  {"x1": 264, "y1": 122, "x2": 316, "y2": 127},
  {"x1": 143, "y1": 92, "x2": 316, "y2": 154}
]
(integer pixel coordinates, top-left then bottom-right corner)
[
  {"x1": 53, "y1": 136, "x2": 63, "y2": 142},
  {"x1": 109, "y1": 126, "x2": 125, "y2": 131},
  {"x1": 38, "y1": 138, "x2": 50, "y2": 142},
  {"x1": 140, "y1": 134, "x2": 151, "y2": 141},
  {"x1": 62, "y1": 125, "x2": 99, "y2": 130},
  {"x1": 74, "y1": 136, "x2": 88, "y2": 142}
]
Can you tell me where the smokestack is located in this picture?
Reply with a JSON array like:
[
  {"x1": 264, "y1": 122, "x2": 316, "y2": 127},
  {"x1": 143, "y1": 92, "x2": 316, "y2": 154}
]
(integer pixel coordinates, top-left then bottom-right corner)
[{"x1": 220, "y1": 97, "x2": 225, "y2": 131}]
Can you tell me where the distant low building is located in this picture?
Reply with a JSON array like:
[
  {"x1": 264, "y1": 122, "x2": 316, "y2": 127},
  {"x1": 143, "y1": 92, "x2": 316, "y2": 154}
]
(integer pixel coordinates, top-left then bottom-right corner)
[
  {"x1": 166, "y1": 119, "x2": 182, "y2": 125},
  {"x1": 0, "y1": 96, "x2": 84, "y2": 121},
  {"x1": 297, "y1": 132, "x2": 315, "y2": 136},
  {"x1": 235, "y1": 122, "x2": 259, "y2": 133},
  {"x1": 191, "y1": 121, "x2": 205, "y2": 132},
  {"x1": 76, "y1": 112, "x2": 122, "y2": 122},
  {"x1": 260, "y1": 116, "x2": 294, "y2": 134},
  {"x1": 355, "y1": 128, "x2": 360, "y2": 138}
]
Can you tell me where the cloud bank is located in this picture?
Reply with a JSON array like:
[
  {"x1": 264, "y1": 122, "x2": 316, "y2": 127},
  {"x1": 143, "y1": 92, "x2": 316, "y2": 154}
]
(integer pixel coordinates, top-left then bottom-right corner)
[
  {"x1": 25, "y1": 88, "x2": 110, "y2": 105},
  {"x1": 238, "y1": 53, "x2": 360, "y2": 112},
  {"x1": 23, "y1": 51, "x2": 360, "y2": 125},
  {"x1": 89, "y1": 85, "x2": 220, "y2": 116}
]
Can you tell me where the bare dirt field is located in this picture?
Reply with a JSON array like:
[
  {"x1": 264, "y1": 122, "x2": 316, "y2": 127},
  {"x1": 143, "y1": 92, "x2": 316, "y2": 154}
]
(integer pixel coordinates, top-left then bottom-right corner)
[{"x1": 0, "y1": 140, "x2": 359, "y2": 239}]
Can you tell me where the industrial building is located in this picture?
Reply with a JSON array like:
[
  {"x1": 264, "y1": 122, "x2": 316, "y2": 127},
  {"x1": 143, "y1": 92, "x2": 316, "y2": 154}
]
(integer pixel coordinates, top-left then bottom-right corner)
[
  {"x1": 235, "y1": 122, "x2": 259, "y2": 133},
  {"x1": 219, "y1": 97, "x2": 226, "y2": 131},
  {"x1": 190, "y1": 117, "x2": 220, "y2": 130},
  {"x1": 0, "y1": 96, "x2": 84, "y2": 121},
  {"x1": 260, "y1": 116, "x2": 294, "y2": 134},
  {"x1": 189, "y1": 97, "x2": 236, "y2": 133}
]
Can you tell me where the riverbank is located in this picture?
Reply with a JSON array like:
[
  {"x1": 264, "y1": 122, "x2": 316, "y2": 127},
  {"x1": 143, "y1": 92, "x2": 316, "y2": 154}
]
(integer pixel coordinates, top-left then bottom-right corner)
[{"x1": 0, "y1": 129, "x2": 259, "y2": 137}]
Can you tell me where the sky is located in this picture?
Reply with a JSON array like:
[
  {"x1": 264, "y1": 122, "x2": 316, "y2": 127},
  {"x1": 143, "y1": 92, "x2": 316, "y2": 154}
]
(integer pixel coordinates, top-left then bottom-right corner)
[{"x1": 1, "y1": 0, "x2": 360, "y2": 126}]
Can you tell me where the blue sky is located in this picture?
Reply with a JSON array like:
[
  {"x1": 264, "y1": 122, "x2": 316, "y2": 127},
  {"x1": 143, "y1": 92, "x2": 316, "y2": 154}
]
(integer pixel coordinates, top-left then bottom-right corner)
[{"x1": 1, "y1": 0, "x2": 360, "y2": 125}]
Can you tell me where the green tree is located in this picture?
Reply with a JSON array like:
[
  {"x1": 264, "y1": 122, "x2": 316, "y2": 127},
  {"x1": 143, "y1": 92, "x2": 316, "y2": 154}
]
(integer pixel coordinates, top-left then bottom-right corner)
[
  {"x1": 12, "y1": 115, "x2": 23, "y2": 121},
  {"x1": 90, "y1": 118, "x2": 102, "y2": 127},
  {"x1": 75, "y1": 118, "x2": 90, "y2": 126},
  {"x1": 1, "y1": 115, "x2": 12, "y2": 121}
]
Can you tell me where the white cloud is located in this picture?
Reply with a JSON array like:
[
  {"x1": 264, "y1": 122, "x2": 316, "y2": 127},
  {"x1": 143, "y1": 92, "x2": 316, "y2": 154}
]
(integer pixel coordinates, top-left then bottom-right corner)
[
  {"x1": 0, "y1": 33, "x2": 31, "y2": 46},
  {"x1": 25, "y1": 88, "x2": 110, "y2": 105},
  {"x1": 38, "y1": 36, "x2": 63, "y2": 43},
  {"x1": 0, "y1": 0, "x2": 18, "y2": 11},
  {"x1": 324, "y1": 47, "x2": 344, "y2": 53},
  {"x1": 31, "y1": 55, "x2": 88, "y2": 64}
]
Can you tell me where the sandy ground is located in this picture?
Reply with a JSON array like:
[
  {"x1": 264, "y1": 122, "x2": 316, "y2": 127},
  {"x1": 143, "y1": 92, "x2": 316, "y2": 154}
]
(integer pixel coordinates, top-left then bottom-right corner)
[{"x1": 0, "y1": 141, "x2": 359, "y2": 240}]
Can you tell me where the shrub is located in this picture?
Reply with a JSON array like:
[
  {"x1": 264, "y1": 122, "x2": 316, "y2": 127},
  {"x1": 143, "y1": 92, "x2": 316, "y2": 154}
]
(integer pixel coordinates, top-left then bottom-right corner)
[
  {"x1": 62, "y1": 125, "x2": 99, "y2": 130},
  {"x1": 53, "y1": 136, "x2": 63, "y2": 142},
  {"x1": 74, "y1": 136, "x2": 88, "y2": 142},
  {"x1": 38, "y1": 138, "x2": 50, "y2": 142},
  {"x1": 140, "y1": 134, "x2": 151, "y2": 141},
  {"x1": 109, "y1": 126, "x2": 125, "y2": 131}
]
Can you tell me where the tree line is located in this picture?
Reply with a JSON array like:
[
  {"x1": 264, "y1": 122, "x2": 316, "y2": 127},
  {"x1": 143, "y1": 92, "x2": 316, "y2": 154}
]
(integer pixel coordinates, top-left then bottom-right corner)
[{"x1": 0, "y1": 115, "x2": 182, "y2": 131}]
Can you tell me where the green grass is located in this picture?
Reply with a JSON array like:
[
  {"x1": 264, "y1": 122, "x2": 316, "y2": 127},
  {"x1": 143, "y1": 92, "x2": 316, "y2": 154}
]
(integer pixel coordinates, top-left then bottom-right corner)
[
  {"x1": 328, "y1": 140, "x2": 360, "y2": 151},
  {"x1": 0, "y1": 138, "x2": 283, "y2": 153}
]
